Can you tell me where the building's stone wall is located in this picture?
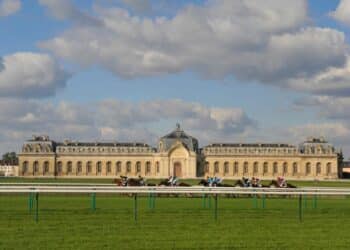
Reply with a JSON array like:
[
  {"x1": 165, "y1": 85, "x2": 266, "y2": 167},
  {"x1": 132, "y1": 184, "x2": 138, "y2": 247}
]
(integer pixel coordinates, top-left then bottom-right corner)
[{"x1": 17, "y1": 129, "x2": 341, "y2": 179}]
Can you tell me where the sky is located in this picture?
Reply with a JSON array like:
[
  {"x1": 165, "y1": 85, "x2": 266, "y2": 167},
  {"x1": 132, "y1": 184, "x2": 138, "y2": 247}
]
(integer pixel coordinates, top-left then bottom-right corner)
[{"x1": 1, "y1": 0, "x2": 350, "y2": 158}]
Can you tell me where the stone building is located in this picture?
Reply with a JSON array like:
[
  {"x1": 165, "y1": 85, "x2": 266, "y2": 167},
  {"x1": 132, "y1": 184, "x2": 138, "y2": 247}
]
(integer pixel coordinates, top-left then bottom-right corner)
[{"x1": 18, "y1": 125, "x2": 341, "y2": 179}]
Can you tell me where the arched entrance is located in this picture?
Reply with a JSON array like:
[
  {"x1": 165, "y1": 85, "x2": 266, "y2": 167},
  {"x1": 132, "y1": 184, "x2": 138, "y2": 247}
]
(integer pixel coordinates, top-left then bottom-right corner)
[{"x1": 173, "y1": 162, "x2": 182, "y2": 177}]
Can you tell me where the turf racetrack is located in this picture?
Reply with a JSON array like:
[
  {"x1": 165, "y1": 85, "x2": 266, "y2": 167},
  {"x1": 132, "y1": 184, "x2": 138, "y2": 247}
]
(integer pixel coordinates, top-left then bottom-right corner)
[{"x1": 1, "y1": 194, "x2": 350, "y2": 249}]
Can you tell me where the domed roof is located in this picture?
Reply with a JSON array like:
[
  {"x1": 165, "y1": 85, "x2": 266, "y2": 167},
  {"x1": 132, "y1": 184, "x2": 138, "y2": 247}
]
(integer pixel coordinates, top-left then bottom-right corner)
[{"x1": 159, "y1": 124, "x2": 198, "y2": 152}]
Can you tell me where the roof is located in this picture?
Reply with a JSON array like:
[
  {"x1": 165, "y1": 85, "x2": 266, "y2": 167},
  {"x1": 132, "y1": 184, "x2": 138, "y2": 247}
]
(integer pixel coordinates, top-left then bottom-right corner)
[
  {"x1": 159, "y1": 124, "x2": 198, "y2": 152},
  {"x1": 205, "y1": 143, "x2": 295, "y2": 148}
]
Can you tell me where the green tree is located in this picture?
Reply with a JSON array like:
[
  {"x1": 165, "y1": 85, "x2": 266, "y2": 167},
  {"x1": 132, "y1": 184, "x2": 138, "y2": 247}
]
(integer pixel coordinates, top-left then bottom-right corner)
[{"x1": 1, "y1": 152, "x2": 18, "y2": 165}]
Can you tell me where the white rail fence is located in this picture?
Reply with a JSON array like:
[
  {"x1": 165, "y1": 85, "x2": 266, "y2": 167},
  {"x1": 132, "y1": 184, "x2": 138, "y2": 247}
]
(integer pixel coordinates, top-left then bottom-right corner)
[{"x1": 1, "y1": 185, "x2": 350, "y2": 222}]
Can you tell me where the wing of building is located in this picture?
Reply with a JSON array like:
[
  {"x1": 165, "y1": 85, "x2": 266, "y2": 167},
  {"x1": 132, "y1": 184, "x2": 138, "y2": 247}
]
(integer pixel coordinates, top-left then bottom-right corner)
[{"x1": 18, "y1": 125, "x2": 342, "y2": 179}]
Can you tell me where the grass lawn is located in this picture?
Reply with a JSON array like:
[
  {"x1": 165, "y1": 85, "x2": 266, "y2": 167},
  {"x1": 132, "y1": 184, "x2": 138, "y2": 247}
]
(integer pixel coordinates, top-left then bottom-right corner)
[{"x1": 1, "y1": 194, "x2": 350, "y2": 249}]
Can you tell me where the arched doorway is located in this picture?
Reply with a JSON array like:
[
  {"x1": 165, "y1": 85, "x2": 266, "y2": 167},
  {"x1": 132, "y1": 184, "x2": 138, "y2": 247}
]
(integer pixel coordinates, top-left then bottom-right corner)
[{"x1": 173, "y1": 162, "x2": 182, "y2": 177}]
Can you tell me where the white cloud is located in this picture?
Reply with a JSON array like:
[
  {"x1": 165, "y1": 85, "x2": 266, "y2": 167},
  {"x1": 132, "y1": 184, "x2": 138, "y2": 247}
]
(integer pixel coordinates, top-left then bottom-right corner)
[
  {"x1": 38, "y1": 0, "x2": 101, "y2": 25},
  {"x1": 37, "y1": 0, "x2": 350, "y2": 96},
  {"x1": 121, "y1": 0, "x2": 152, "y2": 14},
  {"x1": 330, "y1": 0, "x2": 350, "y2": 26},
  {"x1": 0, "y1": 98, "x2": 255, "y2": 154},
  {"x1": 0, "y1": 0, "x2": 21, "y2": 17},
  {"x1": 0, "y1": 52, "x2": 70, "y2": 98}
]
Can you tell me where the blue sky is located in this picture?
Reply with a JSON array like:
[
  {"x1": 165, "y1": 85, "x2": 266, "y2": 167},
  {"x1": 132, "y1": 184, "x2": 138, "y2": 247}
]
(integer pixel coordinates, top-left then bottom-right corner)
[{"x1": 1, "y1": 0, "x2": 350, "y2": 157}]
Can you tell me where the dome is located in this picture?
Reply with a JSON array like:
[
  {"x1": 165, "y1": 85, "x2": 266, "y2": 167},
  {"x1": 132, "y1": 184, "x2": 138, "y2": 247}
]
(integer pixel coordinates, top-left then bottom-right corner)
[{"x1": 158, "y1": 124, "x2": 198, "y2": 152}]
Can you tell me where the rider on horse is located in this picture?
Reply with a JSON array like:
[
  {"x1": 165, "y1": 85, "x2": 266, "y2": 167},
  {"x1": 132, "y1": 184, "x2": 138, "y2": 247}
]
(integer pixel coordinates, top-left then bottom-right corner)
[
  {"x1": 120, "y1": 175, "x2": 128, "y2": 186},
  {"x1": 168, "y1": 176, "x2": 178, "y2": 186}
]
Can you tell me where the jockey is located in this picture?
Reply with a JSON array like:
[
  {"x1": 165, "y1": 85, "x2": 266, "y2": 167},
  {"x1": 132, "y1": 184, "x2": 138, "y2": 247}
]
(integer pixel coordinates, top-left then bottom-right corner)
[
  {"x1": 171, "y1": 176, "x2": 178, "y2": 186},
  {"x1": 121, "y1": 175, "x2": 128, "y2": 186},
  {"x1": 256, "y1": 178, "x2": 262, "y2": 187},
  {"x1": 168, "y1": 176, "x2": 173, "y2": 185},
  {"x1": 207, "y1": 177, "x2": 214, "y2": 187},
  {"x1": 214, "y1": 176, "x2": 222, "y2": 185},
  {"x1": 138, "y1": 175, "x2": 145, "y2": 186}
]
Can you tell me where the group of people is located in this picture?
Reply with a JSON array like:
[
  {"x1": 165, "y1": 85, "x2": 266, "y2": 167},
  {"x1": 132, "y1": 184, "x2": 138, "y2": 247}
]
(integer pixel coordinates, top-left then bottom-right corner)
[
  {"x1": 276, "y1": 176, "x2": 288, "y2": 188},
  {"x1": 167, "y1": 176, "x2": 178, "y2": 186},
  {"x1": 120, "y1": 175, "x2": 145, "y2": 186},
  {"x1": 241, "y1": 177, "x2": 262, "y2": 187},
  {"x1": 206, "y1": 176, "x2": 223, "y2": 186}
]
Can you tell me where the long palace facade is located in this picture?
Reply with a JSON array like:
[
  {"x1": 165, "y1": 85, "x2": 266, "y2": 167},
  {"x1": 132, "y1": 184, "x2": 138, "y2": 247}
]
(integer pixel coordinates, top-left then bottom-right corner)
[{"x1": 18, "y1": 124, "x2": 341, "y2": 179}]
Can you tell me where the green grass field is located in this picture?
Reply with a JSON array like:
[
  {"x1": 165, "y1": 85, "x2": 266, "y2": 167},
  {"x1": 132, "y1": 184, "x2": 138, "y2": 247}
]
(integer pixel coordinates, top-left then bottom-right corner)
[
  {"x1": 2, "y1": 178, "x2": 350, "y2": 249},
  {"x1": 1, "y1": 194, "x2": 350, "y2": 249}
]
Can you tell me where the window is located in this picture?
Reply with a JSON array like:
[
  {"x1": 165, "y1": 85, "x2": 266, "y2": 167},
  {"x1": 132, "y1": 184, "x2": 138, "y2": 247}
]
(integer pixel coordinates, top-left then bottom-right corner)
[
  {"x1": 22, "y1": 161, "x2": 28, "y2": 174},
  {"x1": 126, "y1": 162, "x2": 131, "y2": 173},
  {"x1": 107, "y1": 161, "x2": 112, "y2": 173},
  {"x1": 263, "y1": 162, "x2": 268, "y2": 174},
  {"x1": 273, "y1": 162, "x2": 278, "y2": 174},
  {"x1": 86, "y1": 161, "x2": 92, "y2": 173},
  {"x1": 33, "y1": 161, "x2": 39, "y2": 173},
  {"x1": 214, "y1": 162, "x2": 219, "y2": 173},
  {"x1": 253, "y1": 162, "x2": 258, "y2": 174},
  {"x1": 224, "y1": 162, "x2": 229, "y2": 174},
  {"x1": 243, "y1": 162, "x2": 248, "y2": 174},
  {"x1": 204, "y1": 162, "x2": 209, "y2": 173},
  {"x1": 44, "y1": 161, "x2": 49, "y2": 174},
  {"x1": 316, "y1": 162, "x2": 321, "y2": 175},
  {"x1": 293, "y1": 163, "x2": 298, "y2": 175},
  {"x1": 146, "y1": 161, "x2": 151, "y2": 173},
  {"x1": 97, "y1": 161, "x2": 102, "y2": 173},
  {"x1": 77, "y1": 162, "x2": 82, "y2": 173},
  {"x1": 136, "y1": 161, "x2": 141, "y2": 173},
  {"x1": 57, "y1": 161, "x2": 62, "y2": 174},
  {"x1": 116, "y1": 162, "x2": 122, "y2": 173},
  {"x1": 67, "y1": 161, "x2": 72, "y2": 173},
  {"x1": 306, "y1": 162, "x2": 311, "y2": 175},
  {"x1": 234, "y1": 162, "x2": 239, "y2": 174},
  {"x1": 327, "y1": 163, "x2": 331, "y2": 175},
  {"x1": 283, "y1": 162, "x2": 288, "y2": 175},
  {"x1": 156, "y1": 161, "x2": 160, "y2": 173}
]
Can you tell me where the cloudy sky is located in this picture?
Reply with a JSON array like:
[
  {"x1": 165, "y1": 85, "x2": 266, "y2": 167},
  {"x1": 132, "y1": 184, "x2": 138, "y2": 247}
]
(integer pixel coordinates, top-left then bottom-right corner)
[{"x1": 1, "y1": 0, "x2": 350, "y2": 157}]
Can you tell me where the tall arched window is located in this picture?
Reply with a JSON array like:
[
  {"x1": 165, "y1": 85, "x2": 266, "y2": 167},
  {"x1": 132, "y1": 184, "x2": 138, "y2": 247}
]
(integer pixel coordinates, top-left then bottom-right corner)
[
  {"x1": 214, "y1": 162, "x2": 219, "y2": 174},
  {"x1": 326, "y1": 163, "x2": 332, "y2": 175},
  {"x1": 224, "y1": 162, "x2": 229, "y2": 174},
  {"x1": 67, "y1": 161, "x2": 72, "y2": 173},
  {"x1": 97, "y1": 161, "x2": 102, "y2": 173},
  {"x1": 273, "y1": 162, "x2": 278, "y2": 174},
  {"x1": 33, "y1": 161, "x2": 39, "y2": 174},
  {"x1": 316, "y1": 162, "x2": 321, "y2": 175},
  {"x1": 146, "y1": 161, "x2": 151, "y2": 174},
  {"x1": 116, "y1": 161, "x2": 122, "y2": 173},
  {"x1": 234, "y1": 162, "x2": 239, "y2": 174},
  {"x1": 43, "y1": 161, "x2": 49, "y2": 174},
  {"x1": 282, "y1": 162, "x2": 288, "y2": 175},
  {"x1": 292, "y1": 162, "x2": 298, "y2": 175},
  {"x1": 22, "y1": 161, "x2": 28, "y2": 174},
  {"x1": 306, "y1": 162, "x2": 311, "y2": 175},
  {"x1": 57, "y1": 161, "x2": 62, "y2": 174},
  {"x1": 136, "y1": 161, "x2": 141, "y2": 173},
  {"x1": 156, "y1": 161, "x2": 160, "y2": 173},
  {"x1": 77, "y1": 161, "x2": 82, "y2": 174},
  {"x1": 86, "y1": 161, "x2": 92, "y2": 173},
  {"x1": 243, "y1": 162, "x2": 248, "y2": 174},
  {"x1": 126, "y1": 161, "x2": 131, "y2": 173},
  {"x1": 106, "y1": 161, "x2": 112, "y2": 173},
  {"x1": 204, "y1": 162, "x2": 209, "y2": 173},
  {"x1": 253, "y1": 162, "x2": 258, "y2": 174},
  {"x1": 263, "y1": 162, "x2": 268, "y2": 174}
]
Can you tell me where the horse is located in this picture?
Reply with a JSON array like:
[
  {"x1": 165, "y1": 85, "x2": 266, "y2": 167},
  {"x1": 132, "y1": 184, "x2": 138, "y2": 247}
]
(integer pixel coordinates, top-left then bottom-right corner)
[
  {"x1": 199, "y1": 179, "x2": 234, "y2": 187},
  {"x1": 158, "y1": 179, "x2": 191, "y2": 187},
  {"x1": 268, "y1": 180, "x2": 296, "y2": 188}
]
